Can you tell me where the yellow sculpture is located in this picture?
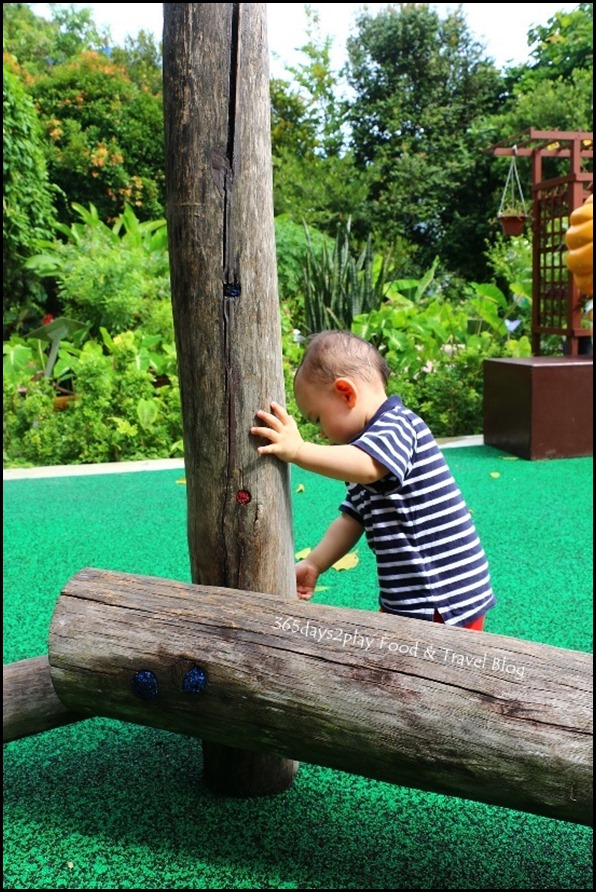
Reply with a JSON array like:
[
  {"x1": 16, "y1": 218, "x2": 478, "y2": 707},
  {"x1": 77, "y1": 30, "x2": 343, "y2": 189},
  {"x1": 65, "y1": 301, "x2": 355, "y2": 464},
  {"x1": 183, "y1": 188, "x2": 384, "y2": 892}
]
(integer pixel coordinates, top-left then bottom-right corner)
[{"x1": 565, "y1": 191, "x2": 593, "y2": 297}]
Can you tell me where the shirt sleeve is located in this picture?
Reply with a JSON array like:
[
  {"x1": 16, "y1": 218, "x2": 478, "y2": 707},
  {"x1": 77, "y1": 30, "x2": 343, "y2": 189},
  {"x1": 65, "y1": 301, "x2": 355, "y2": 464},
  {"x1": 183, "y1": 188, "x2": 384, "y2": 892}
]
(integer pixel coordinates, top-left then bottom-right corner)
[
  {"x1": 352, "y1": 410, "x2": 418, "y2": 485},
  {"x1": 339, "y1": 488, "x2": 364, "y2": 523}
]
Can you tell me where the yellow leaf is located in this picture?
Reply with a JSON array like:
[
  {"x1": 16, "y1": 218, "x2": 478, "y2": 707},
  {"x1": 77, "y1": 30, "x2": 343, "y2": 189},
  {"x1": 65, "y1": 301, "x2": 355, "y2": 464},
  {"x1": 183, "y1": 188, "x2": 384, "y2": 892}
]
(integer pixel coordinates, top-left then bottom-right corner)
[
  {"x1": 295, "y1": 547, "x2": 311, "y2": 560},
  {"x1": 176, "y1": 477, "x2": 186, "y2": 485},
  {"x1": 500, "y1": 456, "x2": 519, "y2": 461},
  {"x1": 332, "y1": 551, "x2": 359, "y2": 571},
  {"x1": 67, "y1": 862, "x2": 74, "y2": 869},
  {"x1": 489, "y1": 471, "x2": 501, "y2": 478},
  {"x1": 296, "y1": 483, "x2": 305, "y2": 493},
  {"x1": 314, "y1": 585, "x2": 328, "y2": 592}
]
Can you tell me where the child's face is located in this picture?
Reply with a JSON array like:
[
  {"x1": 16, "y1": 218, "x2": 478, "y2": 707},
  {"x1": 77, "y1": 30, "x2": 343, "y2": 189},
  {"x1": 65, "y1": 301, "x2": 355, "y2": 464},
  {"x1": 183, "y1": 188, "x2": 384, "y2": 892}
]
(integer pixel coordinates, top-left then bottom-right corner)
[{"x1": 294, "y1": 375, "x2": 362, "y2": 445}]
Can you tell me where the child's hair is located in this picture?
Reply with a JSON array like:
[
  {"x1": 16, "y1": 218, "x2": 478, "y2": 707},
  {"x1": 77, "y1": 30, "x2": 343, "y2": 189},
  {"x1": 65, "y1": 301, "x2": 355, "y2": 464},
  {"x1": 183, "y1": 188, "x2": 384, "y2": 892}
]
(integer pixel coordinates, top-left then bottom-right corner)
[{"x1": 295, "y1": 330, "x2": 390, "y2": 386}]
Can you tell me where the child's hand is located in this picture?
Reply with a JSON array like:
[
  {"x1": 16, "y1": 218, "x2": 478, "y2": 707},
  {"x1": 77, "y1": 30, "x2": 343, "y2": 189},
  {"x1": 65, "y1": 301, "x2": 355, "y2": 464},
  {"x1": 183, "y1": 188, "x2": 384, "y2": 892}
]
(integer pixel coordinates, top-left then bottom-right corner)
[
  {"x1": 251, "y1": 401, "x2": 304, "y2": 463},
  {"x1": 295, "y1": 559, "x2": 320, "y2": 600}
]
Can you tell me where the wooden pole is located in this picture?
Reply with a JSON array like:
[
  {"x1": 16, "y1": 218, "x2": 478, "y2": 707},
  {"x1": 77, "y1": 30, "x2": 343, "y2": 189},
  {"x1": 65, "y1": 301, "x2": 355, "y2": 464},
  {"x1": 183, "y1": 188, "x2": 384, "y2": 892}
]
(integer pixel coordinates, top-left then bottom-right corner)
[
  {"x1": 162, "y1": 4, "x2": 298, "y2": 794},
  {"x1": 46, "y1": 568, "x2": 593, "y2": 827}
]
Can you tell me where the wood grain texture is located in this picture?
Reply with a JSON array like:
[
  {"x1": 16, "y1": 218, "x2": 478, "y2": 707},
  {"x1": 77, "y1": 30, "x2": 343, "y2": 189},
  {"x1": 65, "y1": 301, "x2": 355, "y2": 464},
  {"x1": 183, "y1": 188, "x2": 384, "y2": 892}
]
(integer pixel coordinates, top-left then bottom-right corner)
[
  {"x1": 48, "y1": 568, "x2": 593, "y2": 825},
  {"x1": 163, "y1": 3, "x2": 297, "y2": 792},
  {"x1": 3, "y1": 655, "x2": 82, "y2": 742}
]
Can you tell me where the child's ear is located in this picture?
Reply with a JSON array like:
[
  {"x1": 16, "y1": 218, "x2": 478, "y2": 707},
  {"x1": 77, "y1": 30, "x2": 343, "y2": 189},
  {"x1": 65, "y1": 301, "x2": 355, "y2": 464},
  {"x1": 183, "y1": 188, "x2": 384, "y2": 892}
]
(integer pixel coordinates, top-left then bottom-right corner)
[{"x1": 334, "y1": 377, "x2": 357, "y2": 407}]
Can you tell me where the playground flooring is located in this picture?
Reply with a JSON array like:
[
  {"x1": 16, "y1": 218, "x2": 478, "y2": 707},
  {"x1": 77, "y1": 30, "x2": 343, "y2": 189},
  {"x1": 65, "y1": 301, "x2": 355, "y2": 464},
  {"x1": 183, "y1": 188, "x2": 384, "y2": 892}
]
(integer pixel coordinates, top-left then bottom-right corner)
[{"x1": 3, "y1": 443, "x2": 593, "y2": 889}]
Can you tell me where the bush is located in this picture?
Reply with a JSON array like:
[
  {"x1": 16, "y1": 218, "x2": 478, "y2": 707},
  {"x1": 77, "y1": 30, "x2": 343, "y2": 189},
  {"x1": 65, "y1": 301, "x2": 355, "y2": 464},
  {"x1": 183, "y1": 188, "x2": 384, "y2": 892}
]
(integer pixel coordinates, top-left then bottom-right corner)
[
  {"x1": 3, "y1": 331, "x2": 182, "y2": 467},
  {"x1": 24, "y1": 203, "x2": 171, "y2": 339}
]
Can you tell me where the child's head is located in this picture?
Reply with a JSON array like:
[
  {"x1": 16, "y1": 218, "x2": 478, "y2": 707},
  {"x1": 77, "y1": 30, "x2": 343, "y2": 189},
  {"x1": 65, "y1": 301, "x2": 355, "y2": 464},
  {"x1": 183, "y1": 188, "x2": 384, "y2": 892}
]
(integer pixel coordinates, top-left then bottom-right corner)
[
  {"x1": 295, "y1": 330, "x2": 390, "y2": 388},
  {"x1": 293, "y1": 330, "x2": 390, "y2": 444}
]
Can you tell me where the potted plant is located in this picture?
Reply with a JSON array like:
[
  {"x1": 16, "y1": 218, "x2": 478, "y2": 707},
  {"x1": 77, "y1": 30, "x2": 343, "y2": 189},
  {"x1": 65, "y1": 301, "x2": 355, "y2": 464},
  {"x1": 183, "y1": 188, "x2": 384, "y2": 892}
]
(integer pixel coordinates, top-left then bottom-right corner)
[
  {"x1": 497, "y1": 156, "x2": 529, "y2": 236},
  {"x1": 497, "y1": 207, "x2": 529, "y2": 236}
]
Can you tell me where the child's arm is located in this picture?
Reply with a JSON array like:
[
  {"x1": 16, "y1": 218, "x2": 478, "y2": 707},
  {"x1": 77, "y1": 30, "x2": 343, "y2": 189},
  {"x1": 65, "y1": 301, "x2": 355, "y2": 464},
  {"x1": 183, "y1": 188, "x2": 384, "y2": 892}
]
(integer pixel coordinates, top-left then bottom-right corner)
[
  {"x1": 296, "y1": 513, "x2": 363, "y2": 600},
  {"x1": 252, "y1": 401, "x2": 386, "y2": 485}
]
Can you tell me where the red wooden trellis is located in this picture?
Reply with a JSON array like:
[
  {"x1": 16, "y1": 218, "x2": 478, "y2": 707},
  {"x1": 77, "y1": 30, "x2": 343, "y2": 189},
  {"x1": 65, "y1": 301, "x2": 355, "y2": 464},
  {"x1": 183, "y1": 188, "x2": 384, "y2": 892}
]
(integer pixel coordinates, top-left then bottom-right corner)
[{"x1": 492, "y1": 128, "x2": 593, "y2": 356}]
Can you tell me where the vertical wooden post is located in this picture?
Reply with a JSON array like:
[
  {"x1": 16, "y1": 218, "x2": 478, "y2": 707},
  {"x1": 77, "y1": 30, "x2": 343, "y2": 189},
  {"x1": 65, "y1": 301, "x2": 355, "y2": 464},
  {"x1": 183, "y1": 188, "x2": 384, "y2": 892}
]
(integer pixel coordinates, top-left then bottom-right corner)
[{"x1": 163, "y1": 3, "x2": 298, "y2": 795}]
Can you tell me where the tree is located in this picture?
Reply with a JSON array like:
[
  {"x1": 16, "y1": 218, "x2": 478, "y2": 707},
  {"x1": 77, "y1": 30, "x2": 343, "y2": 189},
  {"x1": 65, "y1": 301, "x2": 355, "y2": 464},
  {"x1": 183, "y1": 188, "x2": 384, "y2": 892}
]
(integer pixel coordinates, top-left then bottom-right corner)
[
  {"x1": 523, "y1": 2, "x2": 593, "y2": 84},
  {"x1": 343, "y1": 3, "x2": 505, "y2": 280},
  {"x1": 489, "y1": 3, "x2": 593, "y2": 137},
  {"x1": 270, "y1": 7, "x2": 370, "y2": 244},
  {"x1": 3, "y1": 63, "x2": 57, "y2": 332},
  {"x1": 3, "y1": 2, "x2": 110, "y2": 75},
  {"x1": 31, "y1": 50, "x2": 165, "y2": 224},
  {"x1": 111, "y1": 30, "x2": 164, "y2": 95}
]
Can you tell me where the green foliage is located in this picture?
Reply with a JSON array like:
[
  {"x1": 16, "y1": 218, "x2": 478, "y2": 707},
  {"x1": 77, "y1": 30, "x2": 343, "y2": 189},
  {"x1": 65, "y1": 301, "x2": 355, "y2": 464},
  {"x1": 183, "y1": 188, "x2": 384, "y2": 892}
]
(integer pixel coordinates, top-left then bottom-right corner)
[
  {"x1": 3, "y1": 199, "x2": 179, "y2": 467},
  {"x1": 30, "y1": 49, "x2": 165, "y2": 223},
  {"x1": 523, "y1": 3, "x2": 593, "y2": 84},
  {"x1": 273, "y1": 148, "x2": 370, "y2": 242},
  {"x1": 270, "y1": 8, "x2": 370, "y2": 243},
  {"x1": 3, "y1": 2, "x2": 110, "y2": 75},
  {"x1": 2, "y1": 0, "x2": 593, "y2": 463},
  {"x1": 391, "y1": 351, "x2": 487, "y2": 437},
  {"x1": 274, "y1": 215, "x2": 323, "y2": 305},
  {"x1": 25, "y1": 203, "x2": 171, "y2": 338},
  {"x1": 344, "y1": 3, "x2": 505, "y2": 280},
  {"x1": 4, "y1": 0, "x2": 593, "y2": 335},
  {"x1": 480, "y1": 233, "x2": 533, "y2": 336},
  {"x1": 487, "y1": 5, "x2": 593, "y2": 140},
  {"x1": 280, "y1": 7, "x2": 347, "y2": 158},
  {"x1": 491, "y1": 68, "x2": 593, "y2": 138},
  {"x1": 110, "y1": 31, "x2": 163, "y2": 94},
  {"x1": 303, "y1": 218, "x2": 393, "y2": 333},
  {"x1": 3, "y1": 329, "x2": 182, "y2": 467},
  {"x1": 3, "y1": 63, "x2": 58, "y2": 332},
  {"x1": 350, "y1": 260, "x2": 532, "y2": 435}
]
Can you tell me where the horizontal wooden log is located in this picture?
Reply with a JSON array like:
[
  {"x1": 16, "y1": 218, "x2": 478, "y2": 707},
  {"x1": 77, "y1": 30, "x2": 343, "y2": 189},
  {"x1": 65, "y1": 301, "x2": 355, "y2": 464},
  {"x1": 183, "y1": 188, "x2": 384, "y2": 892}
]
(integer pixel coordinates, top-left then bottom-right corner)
[
  {"x1": 48, "y1": 568, "x2": 592, "y2": 826},
  {"x1": 3, "y1": 655, "x2": 83, "y2": 742}
]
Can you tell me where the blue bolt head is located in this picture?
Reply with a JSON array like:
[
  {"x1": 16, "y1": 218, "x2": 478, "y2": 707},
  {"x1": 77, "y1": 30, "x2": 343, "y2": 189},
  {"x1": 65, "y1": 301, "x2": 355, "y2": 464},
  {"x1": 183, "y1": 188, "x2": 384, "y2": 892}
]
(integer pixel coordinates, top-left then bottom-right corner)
[
  {"x1": 182, "y1": 667, "x2": 207, "y2": 694},
  {"x1": 132, "y1": 669, "x2": 159, "y2": 700}
]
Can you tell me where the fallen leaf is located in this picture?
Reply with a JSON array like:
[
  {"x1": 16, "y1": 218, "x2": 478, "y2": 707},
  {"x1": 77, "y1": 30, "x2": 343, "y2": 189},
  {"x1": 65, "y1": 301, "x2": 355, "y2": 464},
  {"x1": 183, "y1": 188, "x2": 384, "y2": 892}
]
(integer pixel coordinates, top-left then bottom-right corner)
[
  {"x1": 296, "y1": 483, "x2": 305, "y2": 493},
  {"x1": 295, "y1": 547, "x2": 311, "y2": 560},
  {"x1": 176, "y1": 477, "x2": 186, "y2": 485},
  {"x1": 500, "y1": 456, "x2": 519, "y2": 461},
  {"x1": 332, "y1": 551, "x2": 359, "y2": 571},
  {"x1": 489, "y1": 471, "x2": 501, "y2": 478},
  {"x1": 67, "y1": 862, "x2": 74, "y2": 869}
]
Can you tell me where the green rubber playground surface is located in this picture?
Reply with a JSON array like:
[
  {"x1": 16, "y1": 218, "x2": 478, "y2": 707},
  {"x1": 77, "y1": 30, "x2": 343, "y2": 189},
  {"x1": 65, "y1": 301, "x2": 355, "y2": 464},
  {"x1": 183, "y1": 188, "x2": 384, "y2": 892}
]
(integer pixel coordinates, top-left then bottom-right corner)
[{"x1": 3, "y1": 445, "x2": 593, "y2": 889}]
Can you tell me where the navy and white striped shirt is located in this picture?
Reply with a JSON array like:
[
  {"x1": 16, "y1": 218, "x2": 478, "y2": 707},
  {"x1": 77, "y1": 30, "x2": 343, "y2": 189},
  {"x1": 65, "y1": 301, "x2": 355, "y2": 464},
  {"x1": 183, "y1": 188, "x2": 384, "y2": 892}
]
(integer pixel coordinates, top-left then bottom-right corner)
[{"x1": 340, "y1": 396, "x2": 496, "y2": 626}]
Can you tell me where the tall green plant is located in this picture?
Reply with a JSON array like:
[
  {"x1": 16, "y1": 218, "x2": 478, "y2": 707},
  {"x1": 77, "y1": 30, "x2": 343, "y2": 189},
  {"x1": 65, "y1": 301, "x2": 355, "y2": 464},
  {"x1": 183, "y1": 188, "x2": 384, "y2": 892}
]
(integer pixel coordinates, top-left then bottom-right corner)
[{"x1": 303, "y1": 218, "x2": 393, "y2": 333}]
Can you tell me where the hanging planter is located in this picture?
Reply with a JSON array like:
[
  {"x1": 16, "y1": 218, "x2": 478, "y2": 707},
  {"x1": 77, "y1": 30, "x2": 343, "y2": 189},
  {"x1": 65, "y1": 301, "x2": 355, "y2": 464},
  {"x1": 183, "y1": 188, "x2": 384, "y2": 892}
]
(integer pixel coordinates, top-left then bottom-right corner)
[
  {"x1": 497, "y1": 154, "x2": 529, "y2": 236},
  {"x1": 498, "y1": 213, "x2": 528, "y2": 236}
]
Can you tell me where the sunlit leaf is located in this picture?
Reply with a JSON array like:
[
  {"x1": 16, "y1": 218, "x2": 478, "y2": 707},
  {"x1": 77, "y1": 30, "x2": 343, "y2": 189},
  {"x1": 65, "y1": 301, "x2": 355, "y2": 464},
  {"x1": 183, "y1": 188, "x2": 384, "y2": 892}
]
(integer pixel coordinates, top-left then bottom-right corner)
[
  {"x1": 296, "y1": 483, "x2": 305, "y2": 493},
  {"x1": 332, "y1": 551, "x2": 359, "y2": 571},
  {"x1": 295, "y1": 547, "x2": 311, "y2": 560},
  {"x1": 489, "y1": 471, "x2": 501, "y2": 478}
]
